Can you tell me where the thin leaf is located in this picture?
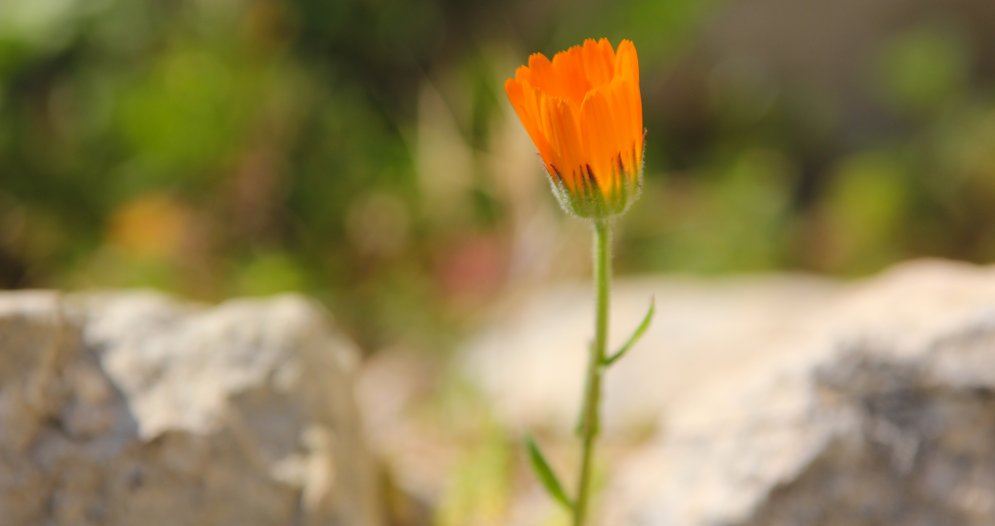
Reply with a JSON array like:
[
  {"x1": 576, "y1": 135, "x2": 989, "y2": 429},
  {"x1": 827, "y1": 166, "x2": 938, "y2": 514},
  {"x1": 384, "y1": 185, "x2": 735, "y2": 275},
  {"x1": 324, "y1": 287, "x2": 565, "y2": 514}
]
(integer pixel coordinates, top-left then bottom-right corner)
[
  {"x1": 525, "y1": 435, "x2": 573, "y2": 510},
  {"x1": 603, "y1": 296, "x2": 655, "y2": 367}
]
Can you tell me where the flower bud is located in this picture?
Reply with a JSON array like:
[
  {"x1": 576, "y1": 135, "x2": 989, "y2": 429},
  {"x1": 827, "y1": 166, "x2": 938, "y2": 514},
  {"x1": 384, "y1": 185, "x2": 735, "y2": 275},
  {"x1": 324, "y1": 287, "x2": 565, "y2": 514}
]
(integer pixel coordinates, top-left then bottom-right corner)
[{"x1": 505, "y1": 38, "x2": 645, "y2": 218}]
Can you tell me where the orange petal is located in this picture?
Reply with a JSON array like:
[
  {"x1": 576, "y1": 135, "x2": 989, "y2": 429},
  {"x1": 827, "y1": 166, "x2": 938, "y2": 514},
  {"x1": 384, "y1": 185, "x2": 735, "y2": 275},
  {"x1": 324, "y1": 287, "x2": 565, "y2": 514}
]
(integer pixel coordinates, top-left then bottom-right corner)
[
  {"x1": 581, "y1": 38, "x2": 615, "y2": 88},
  {"x1": 506, "y1": 78, "x2": 553, "y2": 165},
  {"x1": 614, "y1": 40, "x2": 643, "y2": 166},
  {"x1": 581, "y1": 87, "x2": 621, "y2": 193},
  {"x1": 541, "y1": 96, "x2": 584, "y2": 189},
  {"x1": 550, "y1": 47, "x2": 588, "y2": 106}
]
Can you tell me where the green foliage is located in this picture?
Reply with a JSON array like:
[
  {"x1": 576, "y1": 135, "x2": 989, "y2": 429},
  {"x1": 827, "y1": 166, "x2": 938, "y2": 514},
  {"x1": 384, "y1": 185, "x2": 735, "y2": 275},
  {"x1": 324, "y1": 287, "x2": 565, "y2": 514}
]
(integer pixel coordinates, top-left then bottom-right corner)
[
  {"x1": 435, "y1": 424, "x2": 514, "y2": 526},
  {"x1": 819, "y1": 151, "x2": 912, "y2": 273},
  {"x1": 875, "y1": 26, "x2": 969, "y2": 115},
  {"x1": 3, "y1": 0, "x2": 995, "y2": 348},
  {"x1": 232, "y1": 251, "x2": 309, "y2": 297},
  {"x1": 604, "y1": 296, "x2": 654, "y2": 367},
  {"x1": 626, "y1": 148, "x2": 795, "y2": 273},
  {"x1": 526, "y1": 436, "x2": 573, "y2": 511}
]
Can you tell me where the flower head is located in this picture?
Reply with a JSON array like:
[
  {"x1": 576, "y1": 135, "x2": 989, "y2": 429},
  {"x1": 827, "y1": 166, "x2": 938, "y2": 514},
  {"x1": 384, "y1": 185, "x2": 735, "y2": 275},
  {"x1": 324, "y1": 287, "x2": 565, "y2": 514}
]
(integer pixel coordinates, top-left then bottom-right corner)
[{"x1": 505, "y1": 38, "x2": 644, "y2": 218}]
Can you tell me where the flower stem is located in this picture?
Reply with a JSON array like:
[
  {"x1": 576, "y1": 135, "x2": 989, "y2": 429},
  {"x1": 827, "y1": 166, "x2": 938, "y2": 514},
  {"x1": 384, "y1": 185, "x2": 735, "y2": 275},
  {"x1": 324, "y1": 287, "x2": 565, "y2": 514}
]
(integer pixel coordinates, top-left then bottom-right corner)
[{"x1": 573, "y1": 219, "x2": 611, "y2": 526}]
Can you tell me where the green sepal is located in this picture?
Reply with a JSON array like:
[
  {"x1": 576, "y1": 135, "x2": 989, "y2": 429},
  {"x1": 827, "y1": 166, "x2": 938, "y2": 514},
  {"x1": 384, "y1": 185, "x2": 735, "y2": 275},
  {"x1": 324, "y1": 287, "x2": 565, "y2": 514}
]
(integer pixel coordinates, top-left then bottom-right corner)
[
  {"x1": 525, "y1": 435, "x2": 573, "y2": 511},
  {"x1": 603, "y1": 296, "x2": 654, "y2": 367}
]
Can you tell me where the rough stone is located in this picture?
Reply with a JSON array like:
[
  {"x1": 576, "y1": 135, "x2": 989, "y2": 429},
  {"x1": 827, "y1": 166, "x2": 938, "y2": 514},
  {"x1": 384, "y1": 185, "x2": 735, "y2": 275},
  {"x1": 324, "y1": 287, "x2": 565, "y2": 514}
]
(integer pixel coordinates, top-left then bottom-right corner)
[
  {"x1": 0, "y1": 291, "x2": 381, "y2": 526},
  {"x1": 462, "y1": 260, "x2": 995, "y2": 525},
  {"x1": 462, "y1": 272, "x2": 840, "y2": 435},
  {"x1": 608, "y1": 261, "x2": 995, "y2": 526}
]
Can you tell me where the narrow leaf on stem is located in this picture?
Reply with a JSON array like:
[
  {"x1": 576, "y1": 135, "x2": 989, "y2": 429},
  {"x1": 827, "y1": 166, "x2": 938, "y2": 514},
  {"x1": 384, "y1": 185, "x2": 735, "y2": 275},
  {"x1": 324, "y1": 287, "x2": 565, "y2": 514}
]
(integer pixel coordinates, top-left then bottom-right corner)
[
  {"x1": 603, "y1": 296, "x2": 654, "y2": 367},
  {"x1": 525, "y1": 435, "x2": 573, "y2": 511}
]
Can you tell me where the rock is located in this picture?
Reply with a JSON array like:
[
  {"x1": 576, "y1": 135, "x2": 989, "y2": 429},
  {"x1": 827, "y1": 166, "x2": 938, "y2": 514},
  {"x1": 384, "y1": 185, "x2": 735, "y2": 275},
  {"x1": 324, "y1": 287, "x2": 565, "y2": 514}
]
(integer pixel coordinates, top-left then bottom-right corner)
[
  {"x1": 0, "y1": 291, "x2": 381, "y2": 526},
  {"x1": 608, "y1": 260, "x2": 995, "y2": 525},
  {"x1": 462, "y1": 272, "x2": 840, "y2": 435},
  {"x1": 462, "y1": 260, "x2": 995, "y2": 524}
]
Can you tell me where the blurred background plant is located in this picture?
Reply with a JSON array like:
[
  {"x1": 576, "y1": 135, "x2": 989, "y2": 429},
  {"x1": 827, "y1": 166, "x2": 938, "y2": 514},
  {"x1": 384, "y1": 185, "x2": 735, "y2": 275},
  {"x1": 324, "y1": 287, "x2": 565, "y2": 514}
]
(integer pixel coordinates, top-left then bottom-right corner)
[
  {"x1": 4, "y1": 0, "x2": 995, "y2": 522},
  {"x1": 6, "y1": 0, "x2": 995, "y2": 348}
]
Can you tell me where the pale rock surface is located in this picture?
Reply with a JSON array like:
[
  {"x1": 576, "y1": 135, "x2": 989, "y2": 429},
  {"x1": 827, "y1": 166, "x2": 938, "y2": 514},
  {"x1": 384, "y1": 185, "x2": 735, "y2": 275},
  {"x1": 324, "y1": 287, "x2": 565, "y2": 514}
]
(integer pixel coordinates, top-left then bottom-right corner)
[
  {"x1": 463, "y1": 272, "x2": 840, "y2": 434},
  {"x1": 0, "y1": 291, "x2": 381, "y2": 526},
  {"x1": 462, "y1": 260, "x2": 995, "y2": 525}
]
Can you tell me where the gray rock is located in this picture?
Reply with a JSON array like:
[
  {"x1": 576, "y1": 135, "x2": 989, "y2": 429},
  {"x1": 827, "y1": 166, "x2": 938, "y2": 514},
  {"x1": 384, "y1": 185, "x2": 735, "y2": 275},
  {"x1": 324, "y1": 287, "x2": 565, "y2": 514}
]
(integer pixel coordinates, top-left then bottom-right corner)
[
  {"x1": 462, "y1": 273, "x2": 840, "y2": 435},
  {"x1": 606, "y1": 261, "x2": 995, "y2": 525},
  {"x1": 462, "y1": 260, "x2": 995, "y2": 525},
  {"x1": 0, "y1": 291, "x2": 381, "y2": 526}
]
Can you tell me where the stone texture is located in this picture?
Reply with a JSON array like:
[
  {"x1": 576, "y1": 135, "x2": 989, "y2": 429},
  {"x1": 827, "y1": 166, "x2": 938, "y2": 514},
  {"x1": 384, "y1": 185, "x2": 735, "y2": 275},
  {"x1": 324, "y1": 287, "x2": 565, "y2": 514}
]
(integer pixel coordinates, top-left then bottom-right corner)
[
  {"x1": 463, "y1": 272, "x2": 841, "y2": 435},
  {"x1": 462, "y1": 260, "x2": 995, "y2": 525},
  {"x1": 609, "y1": 261, "x2": 995, "y2": 526},
  {"x1": 0, "y1": 291, "x2": 381, "y2": 526}
]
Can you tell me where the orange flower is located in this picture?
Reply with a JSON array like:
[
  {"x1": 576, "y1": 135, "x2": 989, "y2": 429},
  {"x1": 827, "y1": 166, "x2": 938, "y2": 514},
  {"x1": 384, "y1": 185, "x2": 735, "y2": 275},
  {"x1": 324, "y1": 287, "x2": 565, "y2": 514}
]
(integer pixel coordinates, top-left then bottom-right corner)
[{"x1": 505, "y1": 38, "x2": 644, "y2": 218}]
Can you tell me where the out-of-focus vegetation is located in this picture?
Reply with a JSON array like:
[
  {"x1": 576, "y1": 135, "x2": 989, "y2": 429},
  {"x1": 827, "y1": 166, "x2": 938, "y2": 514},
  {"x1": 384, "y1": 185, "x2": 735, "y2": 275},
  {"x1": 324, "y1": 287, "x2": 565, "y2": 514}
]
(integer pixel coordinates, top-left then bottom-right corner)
[{"x1": 3, "y1": 0, "x2": 995, "y2": 350}]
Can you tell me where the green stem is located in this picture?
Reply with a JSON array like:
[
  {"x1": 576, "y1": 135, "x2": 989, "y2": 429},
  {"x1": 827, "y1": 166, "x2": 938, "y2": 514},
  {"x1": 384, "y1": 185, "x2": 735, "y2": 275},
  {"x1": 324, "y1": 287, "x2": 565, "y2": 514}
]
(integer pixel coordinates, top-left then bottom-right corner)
[{"x1": 573, "y1": 219, "x2": 611, "y2": 526}]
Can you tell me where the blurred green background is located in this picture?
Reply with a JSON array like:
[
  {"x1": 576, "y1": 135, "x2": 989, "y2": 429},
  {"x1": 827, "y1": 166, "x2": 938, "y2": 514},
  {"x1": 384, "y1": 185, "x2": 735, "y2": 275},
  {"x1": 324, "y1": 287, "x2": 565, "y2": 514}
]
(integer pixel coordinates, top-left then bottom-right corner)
[{"x1": 3, "y1": 0, "x2": 995, "y2": 352}]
